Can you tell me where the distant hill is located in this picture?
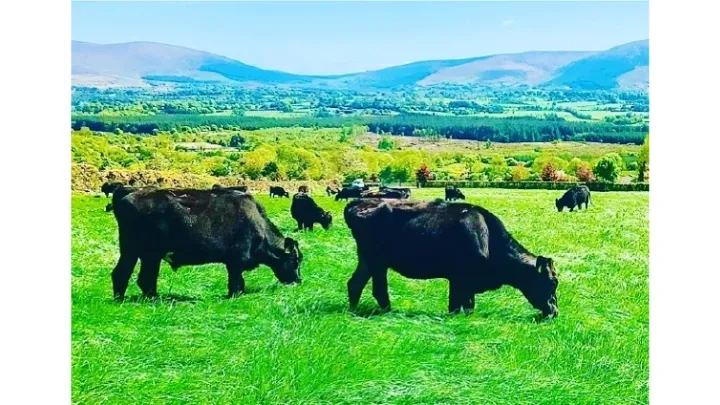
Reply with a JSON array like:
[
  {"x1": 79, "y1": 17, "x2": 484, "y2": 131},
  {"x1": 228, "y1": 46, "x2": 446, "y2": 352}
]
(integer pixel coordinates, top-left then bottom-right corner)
[
  {"x1": 71, "y1": 41, "x2": 312, "y2": 88},
  {"x1": 418, "y1": 51, "x2": 594, "y2": 87},
  {"x1": 549, "y1": 40, "x2": 649, "y2": 90},
  {"x1": 72, "y1": 39, "x2": 649, "y2": 90}
]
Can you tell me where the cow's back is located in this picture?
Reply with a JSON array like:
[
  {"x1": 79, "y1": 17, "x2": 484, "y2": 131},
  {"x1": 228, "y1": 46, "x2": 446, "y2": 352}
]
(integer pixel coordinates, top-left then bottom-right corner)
[{"x1": 113, "y1": 188, "x2": 269, "y2": 262}]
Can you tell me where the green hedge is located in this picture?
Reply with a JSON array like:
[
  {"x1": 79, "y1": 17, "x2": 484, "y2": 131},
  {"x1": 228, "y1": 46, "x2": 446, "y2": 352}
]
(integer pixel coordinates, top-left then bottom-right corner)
[{"x1": 423, "y1": 181, "x2": 649, "y2": 192}]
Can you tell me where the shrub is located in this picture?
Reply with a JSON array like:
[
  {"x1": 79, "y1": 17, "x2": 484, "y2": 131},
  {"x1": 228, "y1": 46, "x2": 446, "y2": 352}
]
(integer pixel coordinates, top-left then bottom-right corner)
[
  {"x1": 576, "y1": 165, "x2": 596, "y2": 182},
  {"x1": 378, "y1": 136, "x2": 396, "y2": 151},
  {"x1": 510, "y1": 165, "x2": 531, "y2": 182},
  {"x1": 541, "y1": 163, "x2": 558, "y2": 181}
]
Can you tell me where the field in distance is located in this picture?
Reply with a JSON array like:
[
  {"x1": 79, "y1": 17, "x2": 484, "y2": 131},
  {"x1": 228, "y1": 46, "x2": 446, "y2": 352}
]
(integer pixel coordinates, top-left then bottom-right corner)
[{"x1": 72, "y1": 188, "x2": 648, "y2": 404}]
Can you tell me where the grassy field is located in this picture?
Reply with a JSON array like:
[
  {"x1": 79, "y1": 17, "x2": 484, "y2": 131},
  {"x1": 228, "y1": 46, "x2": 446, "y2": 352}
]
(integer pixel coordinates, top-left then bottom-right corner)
[{"x1": 72, "y1": 188, "x2": 648, "y2": 404}]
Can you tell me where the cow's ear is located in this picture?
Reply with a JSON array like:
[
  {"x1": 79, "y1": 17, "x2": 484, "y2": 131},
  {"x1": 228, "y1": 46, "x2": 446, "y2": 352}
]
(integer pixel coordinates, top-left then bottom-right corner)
[
  {"x1": 284, "y1": 238, "x2": 294, "y2": 254},
  {"x1": 536, "y1": 256, "x2": 548, "y2": 272}
]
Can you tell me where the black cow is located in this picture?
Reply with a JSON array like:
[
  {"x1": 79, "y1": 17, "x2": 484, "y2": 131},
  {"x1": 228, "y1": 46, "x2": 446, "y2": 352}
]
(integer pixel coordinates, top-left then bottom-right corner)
[
  {"x1": 270, "y1": 186, "x2": 290, "y2": 198},
  {"x1": 110, "y1": 187, "x2": 303, "y2": 300},
  {"x1": 101, "y1": 182, "x2": 123, "y2": 197},
  {"x1": 213, "y1": 184, "x2": 249, "y2": 193},
  {"x1": 326, "y1": 186, "x2": 340, "y2": 196},
  {"x1": 103, "y1": 186, "x2": 145, "y2": 212},
  {"x1": 335, "y1": 187, "x2": 362, "y2": 201},
  {"x1": 344, "y1": 199, "x2": 559, "y2": 318},
  {"x1": 291, "y1": 193, "x2": 332, "y2": 231},
  {"x1": 556, "y1": 185, "x2": 591, "y2": 212},
  {"x1": 361, "y1": 190, "x2": 407, "y2": 199},
  {"x1": 445, "y1": 187, "x2": 465, "y2": 201},
  {"x1": 298, "y1": 185, "x2": 309, "y2": 194},
  {"x1": 380, "y1": 186, "x2": 411, "y2": 198}
]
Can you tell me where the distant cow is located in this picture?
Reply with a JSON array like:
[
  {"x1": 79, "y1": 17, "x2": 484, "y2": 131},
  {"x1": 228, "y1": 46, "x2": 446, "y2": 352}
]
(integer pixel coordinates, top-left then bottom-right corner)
[
  {"x1": 344, "y1": 199, "x2": 559, "y2": 318},
  {"x1": 380, "y1": 186, "x2": 411, "y2": 198},
  {"x1": 298, "y1": 185, "x2": 309, "y2": 194},
  {"x1": 110, "y1": 187, "x2": 303, "y2": 300},
  {"x1": 361, "y1": 190, "x2": 407, "y2": 199},
  {"x1": 270, "y1": 186, "x2": 290, "y2": 198},
  {"x1": 213, "y1": 184, "x2": 249, "y2": 193},
  {"x1": 326, "y1": 186, "x2": 340, "y2": 196},
  {"x1": 335, "y1": 187, "x2": 362, "y2": 201},
  {"x1": 445, "y1": 187, "x2": 465, "y2": 201},
  {"x1": 556, "y1": 185, "x2": 591, "y2": 212},
  {"x1": 101, "y1": 182, "x2": 123, "y2": 197},
  {"x1": 291, "y1": 193, "x2": 332, "y2": 231}
]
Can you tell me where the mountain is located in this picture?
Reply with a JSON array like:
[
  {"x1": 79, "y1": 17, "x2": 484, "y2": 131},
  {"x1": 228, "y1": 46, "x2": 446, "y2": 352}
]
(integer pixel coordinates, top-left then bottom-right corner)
[
  {"x1": 549, "y1": 39, "x2": 649, "y2": 90},
  {"x1": 71, "y1": 40, "x2": 649, "y2": 90},
  {"x1": 71, "y1": 41, "x2": 313, "y2": 88}
]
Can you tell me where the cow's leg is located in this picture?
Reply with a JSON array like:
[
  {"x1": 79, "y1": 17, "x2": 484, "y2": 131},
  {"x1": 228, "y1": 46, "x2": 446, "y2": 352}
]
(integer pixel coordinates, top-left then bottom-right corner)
[
  {"x1": 448, "y1": 278, "x2": 472, "y2": 314},
  {"x1": 226, "y1": 264, "x2": 245, "y2": 298},
  {"x1": 112, "y1": 254, "x2": 138, "y2": 301},
  {"x1": 297, "y1": 221, "x2": 304, "y2": 231},
  {"x1": 347, "y1": 258, "x2": 372, "y2": 309},
  {"x1": 308, "y1": 222, "x2": 314, "y2": 231},
  {"x1": 371, "y1": 268, "x2": 391, "y2": 311},
  {"x1": 137, "y1": 256, "x2": 162, "y2": 298}
]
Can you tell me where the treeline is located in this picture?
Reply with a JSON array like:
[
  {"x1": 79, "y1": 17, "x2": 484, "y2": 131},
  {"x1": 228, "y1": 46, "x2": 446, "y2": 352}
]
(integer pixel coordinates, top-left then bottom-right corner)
[{"x1": 72, "y1": 114, "x2": 647, "y2": 144}]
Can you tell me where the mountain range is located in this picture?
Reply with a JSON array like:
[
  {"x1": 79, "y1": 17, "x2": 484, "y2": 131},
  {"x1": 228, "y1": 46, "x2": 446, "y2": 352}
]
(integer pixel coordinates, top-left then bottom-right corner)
[{"x1": 71, "y1": 39, "x2": 649, "y2": 91}]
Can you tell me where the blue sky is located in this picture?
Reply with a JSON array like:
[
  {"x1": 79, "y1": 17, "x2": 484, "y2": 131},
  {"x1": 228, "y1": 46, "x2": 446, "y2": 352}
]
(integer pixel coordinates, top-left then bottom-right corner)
[{"x1": 72, "y1": 1, "x2": 649, "y2": 75}]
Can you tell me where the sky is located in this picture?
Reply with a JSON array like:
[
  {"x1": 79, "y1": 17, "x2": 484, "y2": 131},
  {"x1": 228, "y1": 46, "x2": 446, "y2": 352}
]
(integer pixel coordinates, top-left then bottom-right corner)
[{"x1": 72, "y1": 1, "x2": 649, "y2": 75}]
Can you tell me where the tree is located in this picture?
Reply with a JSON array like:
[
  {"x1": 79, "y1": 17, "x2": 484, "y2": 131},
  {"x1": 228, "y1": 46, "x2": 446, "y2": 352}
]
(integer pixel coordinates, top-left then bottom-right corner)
[
  {"x1": 594, "y1": 154, "x2": 622, "y2": 183},
  {"x1": 379, "y1": 166, "x2": 394, "y2": 184},
  {"x1": 229, "y1": 134, "x2": 245, "y2": 148},
  {"x1": 484, "y1": 139, "x2": 493, "y2": 149},
  {"x1": 415, "y1": 164, "x2": 432, "y2": 187},
  {"x1": 261, "y1": 161, "x2": 280, "y2": 181},
  {"x1": 393, "y1": 166, "x2": 411, "y2": 185},
  {"x1": 637, "y1": 135, "x2": 649, "y2": 182}
]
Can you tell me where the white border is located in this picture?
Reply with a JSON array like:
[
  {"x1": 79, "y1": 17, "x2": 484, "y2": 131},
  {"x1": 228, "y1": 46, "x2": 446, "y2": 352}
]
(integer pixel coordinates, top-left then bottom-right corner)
[
  {"x1": 1, "y1": 0, "x2": 71, "y2": 402},
  {"x1": 5, "y1": 0, "x2": 720, "y2": 403}
]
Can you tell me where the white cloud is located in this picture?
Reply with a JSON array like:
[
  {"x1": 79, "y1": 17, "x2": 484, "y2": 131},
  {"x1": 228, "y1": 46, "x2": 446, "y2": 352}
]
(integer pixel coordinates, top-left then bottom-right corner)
[{"x1": 502, "y1": 19, "x2": 515, "y2": 27}]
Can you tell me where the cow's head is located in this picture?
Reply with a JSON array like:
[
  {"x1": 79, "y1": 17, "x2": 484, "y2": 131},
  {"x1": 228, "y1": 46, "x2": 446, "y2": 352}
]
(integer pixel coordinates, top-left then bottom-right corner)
[
  {"x1": 526, "y1": 256, "x2": 559, "y2": 319},
  {"x1": 458, "y1": 191, "x2": 466, "y2": 200},
  {"x1": 273, "y1": 238, "x2": 303, "y2": 285},
  {"x1": 555, "y1": 199, "x2": 563, "y2": 212},
  {"x1": 320, "y1": 211, "x2": 333, "y2": 230}
]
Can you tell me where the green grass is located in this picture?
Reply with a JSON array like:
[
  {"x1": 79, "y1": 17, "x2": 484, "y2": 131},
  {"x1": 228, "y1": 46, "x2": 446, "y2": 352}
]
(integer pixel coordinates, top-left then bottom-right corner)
[{"x1": 72, "y1": 189, "x2": 648, "y2": 404}]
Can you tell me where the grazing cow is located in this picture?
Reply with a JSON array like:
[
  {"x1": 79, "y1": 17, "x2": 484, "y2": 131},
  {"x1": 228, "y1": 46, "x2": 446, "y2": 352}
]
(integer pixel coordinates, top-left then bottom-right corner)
[
  {"x1": 270, "y1": 186, "x2": 290, "y2": 198},
  {"x1": 291, "y1": 193, "x2": 332, "y2": 231},
  {"x1": 556, "y1": 185, "x2": 591, "y2": 212},
  {"x1": 445, "y1": 187, "x2": 466, "y2": 201},
  {"x1": 213, "y1": 184, "x2": 249, "y2": 193},
  {"x1": 335, "y1": 187, "x2": 362, "y2": 201},
  {"x1": 344, "y1": 199, "x2": 559, "y2": 318},
  {"x1": 110, "y1": 187, "x2": 303, "y2": 300},
  {"x1": 298, "y1": 185, "x2": 309, "y2": 194},
  {"x1": 361, "y1": 190, "x2": 407, "y2": 199},
  {"x1": 326, "y1": 186, "x2": 340, "y2": 196},
  {"x1": 101, "y1": 182, "x2": 123, "y2": 197}
]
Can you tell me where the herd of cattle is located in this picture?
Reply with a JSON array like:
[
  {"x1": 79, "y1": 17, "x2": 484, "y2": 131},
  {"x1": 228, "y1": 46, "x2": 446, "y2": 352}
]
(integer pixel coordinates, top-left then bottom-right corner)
[{"x1": 98, "y1": 181, "x2": 592, "y2": 319}]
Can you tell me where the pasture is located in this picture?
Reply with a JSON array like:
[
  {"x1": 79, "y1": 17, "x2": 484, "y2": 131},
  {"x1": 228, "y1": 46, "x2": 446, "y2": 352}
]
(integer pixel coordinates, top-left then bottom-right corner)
[{"x1": 72, "y1": 188, "x2": 648, "y2": 404}]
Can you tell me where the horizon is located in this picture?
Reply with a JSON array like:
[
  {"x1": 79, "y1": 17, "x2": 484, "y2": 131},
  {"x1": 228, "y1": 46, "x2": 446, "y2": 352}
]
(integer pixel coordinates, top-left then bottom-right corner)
[{"x1": 72, "y1": 1, "x2": 649, "y2": 75}]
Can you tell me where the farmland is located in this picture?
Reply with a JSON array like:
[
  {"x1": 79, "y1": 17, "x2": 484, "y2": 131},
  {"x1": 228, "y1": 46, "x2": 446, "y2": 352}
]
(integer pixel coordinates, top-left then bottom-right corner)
[{"x1": 72, "y1": 188, "x2": 648, "y2": 404}]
